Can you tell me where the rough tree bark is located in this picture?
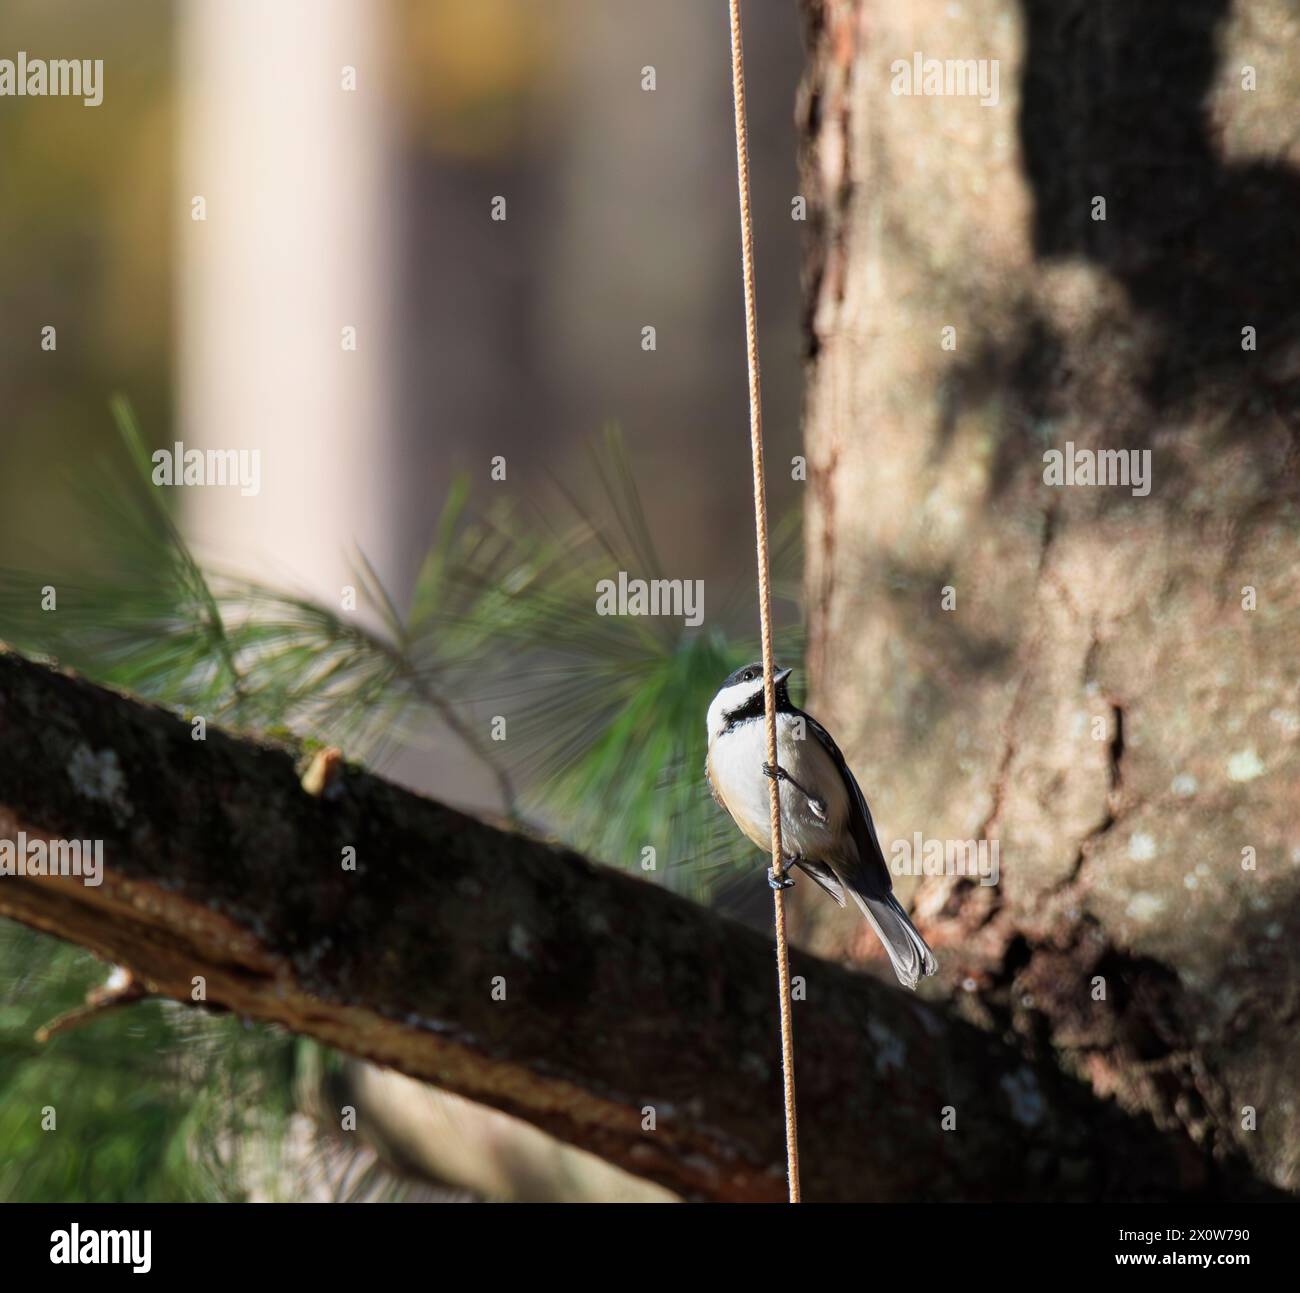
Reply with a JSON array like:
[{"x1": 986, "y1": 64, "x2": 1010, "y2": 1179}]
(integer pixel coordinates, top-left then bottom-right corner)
[
  {"x1": 0, "y1": 649, "x2": 1276, "y2": 1201},
  {"x1": 796, "y1": 0, "x2": 1299, "y2": 1192}
]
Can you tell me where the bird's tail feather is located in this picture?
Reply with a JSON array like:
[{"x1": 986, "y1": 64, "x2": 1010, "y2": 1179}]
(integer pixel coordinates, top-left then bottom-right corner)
[{"x1": 849, "y1": 890, "x2": 938, "y2": 990}]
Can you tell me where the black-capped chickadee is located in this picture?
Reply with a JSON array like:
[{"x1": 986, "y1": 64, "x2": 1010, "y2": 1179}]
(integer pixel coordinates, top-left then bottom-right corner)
[{"x1": 706, "y1": 663, "x2": 938, "y2": 990}]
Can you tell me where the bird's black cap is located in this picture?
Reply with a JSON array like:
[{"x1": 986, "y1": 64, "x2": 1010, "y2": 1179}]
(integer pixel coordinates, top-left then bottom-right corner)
[{"x1": 721, "y1": 662, "x2": 792, "y2": 690}]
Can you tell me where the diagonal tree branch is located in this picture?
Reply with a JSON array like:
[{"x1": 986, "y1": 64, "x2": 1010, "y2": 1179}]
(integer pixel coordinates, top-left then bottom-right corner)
[{"x1": 0, "y1": 648, "x2": 1270, "y2": 1201}]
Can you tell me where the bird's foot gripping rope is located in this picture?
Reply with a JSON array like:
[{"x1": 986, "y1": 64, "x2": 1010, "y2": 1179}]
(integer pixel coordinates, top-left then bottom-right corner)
[{"x1": 764, "y1": 762, "x2": 829, "y2": 818}]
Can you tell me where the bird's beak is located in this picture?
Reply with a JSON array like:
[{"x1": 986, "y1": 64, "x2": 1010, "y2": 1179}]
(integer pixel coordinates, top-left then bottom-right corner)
[{"x1": 773, "y1": 667, "x2": 792, "y2": 685}]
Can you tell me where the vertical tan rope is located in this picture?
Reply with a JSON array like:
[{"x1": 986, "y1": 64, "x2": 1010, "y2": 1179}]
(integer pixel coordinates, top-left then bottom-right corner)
[{"x1": 727, "y1": 0, "x2": 801, "y2": 1203}]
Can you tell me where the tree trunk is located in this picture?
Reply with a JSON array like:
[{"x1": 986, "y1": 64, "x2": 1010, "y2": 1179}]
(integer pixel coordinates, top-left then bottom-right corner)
[{"x1": 797, "y1": 0, "x2": 1299, "y2": 1191}]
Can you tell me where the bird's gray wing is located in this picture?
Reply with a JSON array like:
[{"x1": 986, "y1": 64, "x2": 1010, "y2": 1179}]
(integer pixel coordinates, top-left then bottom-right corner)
[
  {"x1": 799, "y1": 710, "x2": 894, "y2": 900},
  {"x1": 794, "y1": 858, "x2": 846, "y2": 905},
  {"x1": 798, "y1": 711, "x2": 937, "y2": 987}
]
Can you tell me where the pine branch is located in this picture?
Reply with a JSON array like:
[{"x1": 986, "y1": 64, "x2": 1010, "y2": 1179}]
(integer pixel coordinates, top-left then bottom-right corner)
[{"x1": 0, "y1": 648, "x2": 1271, "y2": 1201}]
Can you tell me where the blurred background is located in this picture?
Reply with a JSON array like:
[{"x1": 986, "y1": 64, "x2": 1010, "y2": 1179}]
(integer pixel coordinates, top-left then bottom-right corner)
[{"x1": 0, "y1": 0, "x2": 809, "y2": 1201}]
